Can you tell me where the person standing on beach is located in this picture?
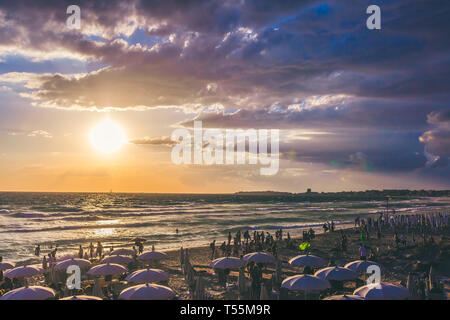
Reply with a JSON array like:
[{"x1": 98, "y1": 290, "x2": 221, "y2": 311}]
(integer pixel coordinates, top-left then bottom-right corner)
[
  {"x1": 48, "y1": 253, "x2": 54, "y2": 268},
  {"x1": 89, "y1": 242, "x2": 94, "y2": 259},
  {"x1": 78, "y1": 245, "x2": 83, "y2": 259},
  {"x1": 34, "y1": 245, "x2": 40, "y2": 257},
  {"x1": 401, "y1": 234, "x2": 407, "y2": 247},
  {"x1": 359, "y1": 243, "x2": 367, "y2": 261},
  {"x1": 137, "y1": 241, "x2": 144, "y2": 254},
  {"x1": 96, "y1": 242, "x2": 103, "y2": 258},
  {"x1": 42, "y1": 255, "x2": 47, "y2": 270},
  {"x1": 210, "y1": 240, "x2": 216, "y2": 259},
  {"x1": 340, "y1": 232, "x2": 348, "y2": 252}
]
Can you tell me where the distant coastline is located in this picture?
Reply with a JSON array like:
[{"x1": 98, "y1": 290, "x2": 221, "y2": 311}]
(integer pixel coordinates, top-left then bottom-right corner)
[{"x1": 0, "y1": 189, "x2": 449, "y2": 197}]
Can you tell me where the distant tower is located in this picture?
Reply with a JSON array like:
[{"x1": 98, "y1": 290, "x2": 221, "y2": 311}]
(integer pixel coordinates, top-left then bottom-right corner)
[{"x1": 307, "y1": 188, "x2": 312, "y2": 193}]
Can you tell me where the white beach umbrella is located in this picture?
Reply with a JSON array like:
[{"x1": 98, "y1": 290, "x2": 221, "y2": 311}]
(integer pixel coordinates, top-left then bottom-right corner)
[
  {"x1": 0, "y1": 262, "x2": 14, "y2": 271},
  {"x1": 281, "y1": 275, "x2": 331, "y2": 292},
  {"x1": 4, "y1": 265, "x2": 42, "y2": 278},
  {"x1": 139, "y1": 251, "x2": 168, "y2": 261},
  {"x1": 315, "y1": 266, "x2": 358, "y2": 281},
  {"x1": 289, "y1": 255, "x2": 327, "y2": 268},
  {"x1": 125, "y1": 268, "x2": 169, "y2": 283},
  {"x1": 210, "y1": 257, "x2": 243, "y2": 269},
  {"x1": 354, "y1": 282, "x2": 410, "y2": 300},
  {"x1": 344, "y1": 260, "x2": 382, "y2": 273},
  {"x1": 87, "y1": 263, "x2": 127, "y2": 276},
  {"x1": 101, "y1": 255, "x2": 133, "y2": 265},
  {"x1": 323, "y1": 294, "x2": 365, "y2": 300},
  {"x1": 242, "y1": 252, "x2": 276, "y2": 264},
  {"x1": 0, "y1": 286, "x2": 55, "y2": 300},
  {"x1": 119, "y1": 283, "x2": 175, "y2": 300},
  {"x1": 55, "y1": 258, "x2": 91, "y2": 271},
  {"x1": 59, "y1": 295, "x2": 103, "y2": 300},
  {"x1": 110, "y1": 248, "x2": 135, "y2": 256}
]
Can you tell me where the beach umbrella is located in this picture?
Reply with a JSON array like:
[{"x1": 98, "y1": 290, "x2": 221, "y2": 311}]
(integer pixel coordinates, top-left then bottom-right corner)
[
  {"x1": 101, "y1": 255, "x2": 133, "y2": 265},
  {"x1": 4, "y1": 265, "x2": 42, "y2": 278},
  {"x1": 139, "y1": 251, "x2": 168, "y2": 261},
  {"x1": 323, "y1": 294, "x2": 365, "y2": 300},
  {"x1": 0, "y1": 262, "x2": 14, "y2": 271},
  {"x1": 59, "y1": 295, "x2": 103, "y2": 300},
  {"x1": 110, "y1": 248, "x2": 135, "y2": 256},
  {"x1": 344, "y1": 260, "x2": 382, "y2": 273},
  {"x1": 315, "y1": 266, "x2": 358, "y2": 281},
  {"x1": 242, "y1": 252, "x2": 276, "y2": 264},
  {"x1": 125, "y1": 269, "x2": 169, "y2": 283},
  {"x1": 0, "y1": 286, "x2": 55, "y2": 300},
  {"x1": 354, "y1": 282, "x2": 410, "y2": 300},
  {"x1": 87, "y1": 263, "x2": 127, "y2": 276},
  {"x1": 281, "y1": 275, "x2": 331, "y2": 292},
  {"x1": 55, "y1": 258, "x2": 91, "y2": 271},
  {"x1": 119, "y1": 283, "x2": 175, "y2": 300},
  {"x1": 210, "y1": 257, "x2": 243, "y2": 269},
  {"x1": 289, "y1": 255, "x2": 327, "y2": 268}
]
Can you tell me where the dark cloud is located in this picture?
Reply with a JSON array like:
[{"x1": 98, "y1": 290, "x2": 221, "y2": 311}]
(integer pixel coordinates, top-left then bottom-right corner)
[
  {"x1": 0, "y1": 0, "x2": 449, "y2": 178},
  {"x1": 279, "y1": 129, "x2": 427, "y2": 173},
  {"x1": 182, "y1": 97, "x2": 447, "y2": 131}
]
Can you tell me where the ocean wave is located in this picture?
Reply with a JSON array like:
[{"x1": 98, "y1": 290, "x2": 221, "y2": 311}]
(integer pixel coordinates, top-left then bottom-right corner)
[
  {"x1": 247, "y1": 221, "x2": 352, "y2": 231},
  {"x1": 2, "y1": 221, "x2": 160, "y2": 233}
]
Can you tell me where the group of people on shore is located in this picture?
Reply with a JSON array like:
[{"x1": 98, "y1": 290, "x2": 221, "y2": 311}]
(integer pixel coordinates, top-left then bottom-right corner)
[
  {"x1": 355, "y1": 211, "x2": 449, "y2": 249},
  {"x1": 33, "y1": 239, "x2": 146, "y2": 272},
  {"x1": 203, "y1": 211, "x2": 450, "y2": 300},
  {"x1": 209, "y1": 229, "x2": 292, "y2": 260}
]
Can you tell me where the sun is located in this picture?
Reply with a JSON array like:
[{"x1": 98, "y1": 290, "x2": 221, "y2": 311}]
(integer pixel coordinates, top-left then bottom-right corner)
[{"x1": 89, "y1": 118, "x2": 126, "y2": 154}]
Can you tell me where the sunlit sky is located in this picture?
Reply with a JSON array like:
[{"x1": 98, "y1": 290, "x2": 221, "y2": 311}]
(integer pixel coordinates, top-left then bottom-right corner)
[{"x1": 0, "y1": 0, "x2": 449, "y2": 193}]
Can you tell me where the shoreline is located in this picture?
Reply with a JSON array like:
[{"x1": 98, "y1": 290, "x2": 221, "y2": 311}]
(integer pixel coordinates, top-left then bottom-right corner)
[{"x1": 10, "y1": 206, "x2": 450, "y2": 265}]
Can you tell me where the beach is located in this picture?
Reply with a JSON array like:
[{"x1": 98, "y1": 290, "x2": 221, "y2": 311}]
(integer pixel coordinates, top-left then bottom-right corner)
[
  {"x1": 2, "y1": 207, "x2": 448, "y2": 300},
  {"x1": 138, "y1": 217, "x2": 450, "y2": 300}
]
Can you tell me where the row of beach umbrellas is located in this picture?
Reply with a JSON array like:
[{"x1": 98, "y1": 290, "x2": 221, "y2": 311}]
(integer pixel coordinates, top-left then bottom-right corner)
[
  {"x1": 209, "y1": 252, "x2": 410, "y2": 300},
  {"x1": 281, "y1": 275, "x2": 410, "y2": 300},
  {"x1": 0, "y1": 282, "x2": 176, "y2": 300},
  {"x1": 0, "y1": 249, "x2": 174, "y2": 300},
  {"x1": 1, "y1": 249, "x2": 409, "y2": 300}
]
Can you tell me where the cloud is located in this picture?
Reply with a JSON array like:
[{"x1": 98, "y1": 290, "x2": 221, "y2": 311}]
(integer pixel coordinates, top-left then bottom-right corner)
[
  {"x1": 27, "y1": 130, "x2": 53, "y2": 138},
  {"x1": 129, "y1": 136, "x2": 176, "y2": 146},
  {"x1": 0, "y1": 0, "x2": 449, "y2": 181},
  {"x1": 419, "y1": 110, "x2": 450, "y2": 168},
  {"x1": 181, "y1": 96, "x2": 445, "y2": 131},
  {"x1": 0, "y1": 0, "x2": 448, "y2": 113}
]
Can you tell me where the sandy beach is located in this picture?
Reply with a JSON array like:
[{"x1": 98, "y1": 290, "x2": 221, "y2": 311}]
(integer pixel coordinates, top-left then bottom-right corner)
[
  {"x1": 4, "y1": 209, "x2": 447, "y2": 300},
  {"x1": 162, "y1": 220, "x2": 450, "y2": 300}
]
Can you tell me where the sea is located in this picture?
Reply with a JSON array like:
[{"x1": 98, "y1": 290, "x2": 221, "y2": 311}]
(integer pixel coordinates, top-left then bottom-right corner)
[{"x1": 1, "y1": 192, "x2": 449, "y2": 263}]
